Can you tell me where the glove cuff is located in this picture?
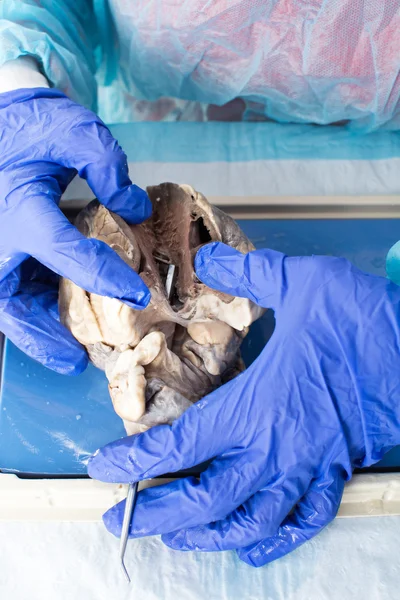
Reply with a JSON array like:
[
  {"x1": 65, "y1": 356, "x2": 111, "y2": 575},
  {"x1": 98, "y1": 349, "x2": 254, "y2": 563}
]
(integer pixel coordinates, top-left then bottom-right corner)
[{"x1": 0, "y1": 87, "x2": 67, "y2": 109}]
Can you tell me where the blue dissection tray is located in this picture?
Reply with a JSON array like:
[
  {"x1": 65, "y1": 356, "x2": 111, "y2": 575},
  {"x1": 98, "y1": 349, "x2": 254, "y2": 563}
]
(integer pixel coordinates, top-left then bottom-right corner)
[{"x1": 1, "y1": 218, "x2": 399, "y2": 475}]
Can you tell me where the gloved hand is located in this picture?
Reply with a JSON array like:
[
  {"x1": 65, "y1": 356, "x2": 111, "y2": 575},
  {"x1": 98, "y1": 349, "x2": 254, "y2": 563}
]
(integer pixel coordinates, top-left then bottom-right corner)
[
  {"x1": 0, "y1": 88, "x2": 151, "y2": 375},
  {"x1": 88, "y1": 242, "x2": 400, "y2": 567}
]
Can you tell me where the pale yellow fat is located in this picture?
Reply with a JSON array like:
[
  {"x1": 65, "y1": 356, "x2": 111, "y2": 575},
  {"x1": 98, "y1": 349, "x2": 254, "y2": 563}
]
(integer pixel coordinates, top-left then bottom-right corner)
[
  {"x1": 107, "y1": 332, "x2": 165, "y2": 422},
  {"x1": 89, "y1": 294, "x2": 141, "y2": 348},
  {"x1": 188, "y1": 320, "x2": 233, "y2": 345},
  {"x1": 194, "y1": 295, "x2": 264, "y2": 331},
  {"x1": 64, "y1": 281, "x2": 102, "y2": 345}
]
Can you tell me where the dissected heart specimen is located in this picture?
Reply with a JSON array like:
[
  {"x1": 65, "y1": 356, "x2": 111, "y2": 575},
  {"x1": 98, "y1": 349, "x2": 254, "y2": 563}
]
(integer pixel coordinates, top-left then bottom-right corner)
[{"x1": 59, "y1": 183, "x2": 264, "y2": 434}]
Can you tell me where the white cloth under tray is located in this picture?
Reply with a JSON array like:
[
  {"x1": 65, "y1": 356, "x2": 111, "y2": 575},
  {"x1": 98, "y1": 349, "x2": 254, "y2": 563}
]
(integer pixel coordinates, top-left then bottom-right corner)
[{"x1": 0, "y1": 516, "x2": 398, "y2": 600}]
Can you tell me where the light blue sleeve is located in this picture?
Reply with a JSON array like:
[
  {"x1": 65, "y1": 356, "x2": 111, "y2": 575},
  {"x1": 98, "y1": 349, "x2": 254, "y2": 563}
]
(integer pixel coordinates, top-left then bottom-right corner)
[
  {"x1": 0, "y1": 1, "x2": 99, "y2": 110},
  {"x1": 386, "y1": 242, "x2": 400, "y2": 286}
]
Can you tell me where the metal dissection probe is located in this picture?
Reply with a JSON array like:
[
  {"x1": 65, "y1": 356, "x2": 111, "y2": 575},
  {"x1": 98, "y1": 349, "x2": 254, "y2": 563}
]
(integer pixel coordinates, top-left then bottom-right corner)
[
  {"x1": 119, "y1": 482, "x2": 139, "y2": 582},
  {"x1": 119, "y1": 263, "x2": 177, "y2": 582}
]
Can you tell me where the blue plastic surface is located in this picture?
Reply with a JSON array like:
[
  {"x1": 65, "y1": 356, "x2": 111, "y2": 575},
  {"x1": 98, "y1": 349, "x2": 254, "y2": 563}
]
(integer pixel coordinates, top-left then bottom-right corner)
[
  {"x1": 0, "y1": 351, "x2": 126, "y2": 474},
  {"x1": 1, "y1": 218, "x2": 399, "y2": 474}
]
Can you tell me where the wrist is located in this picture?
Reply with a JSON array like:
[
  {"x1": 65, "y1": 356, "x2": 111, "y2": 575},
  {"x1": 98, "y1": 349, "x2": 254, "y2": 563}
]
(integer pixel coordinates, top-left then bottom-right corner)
[{"x1": 0, "y1": 56, "x2": 49, "y2": 94}]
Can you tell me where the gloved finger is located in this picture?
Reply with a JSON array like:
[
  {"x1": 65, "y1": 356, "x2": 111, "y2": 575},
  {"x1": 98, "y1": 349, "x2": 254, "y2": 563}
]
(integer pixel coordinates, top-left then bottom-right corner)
[
  {"x1": 17, "y1": 194, "x2": 150, "y2": 309},
  {"x1": 162, "y1": 477, "x2": 308, "y2": 552},
  {"x1": 88, "y1": 375, "x2": 244, "y2": 483},
  {"x1": 101, "y1": 448, "x2": 269, "y2": 539},
  {"x1": 54, "y1": 112, "x2": 151, "y2": 224},
  {"x1": 0, "y1": 270, "x2": 88, "y2": 375},
  {"x1": 237, "y1": 473, "x2": 345, "y2": 567},
  {"x1": 195, "y1": 242, "x2": 287, "y2": 309}
]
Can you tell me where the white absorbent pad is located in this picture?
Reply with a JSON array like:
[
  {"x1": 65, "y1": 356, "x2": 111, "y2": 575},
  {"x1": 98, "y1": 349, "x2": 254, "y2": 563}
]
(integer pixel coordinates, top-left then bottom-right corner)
[{"x1": 0, "y1": 516, "x2": 399, "y2": 600}]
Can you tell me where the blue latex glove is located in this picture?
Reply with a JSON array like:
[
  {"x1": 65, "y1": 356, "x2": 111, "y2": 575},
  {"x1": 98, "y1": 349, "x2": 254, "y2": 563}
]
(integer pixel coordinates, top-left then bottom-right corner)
[
  {"x1": 88, "y1": 242, "x2": 400, "y2": 567},
  {"x1": 0, "y1": 88, "x2": 151, "y2": 375}
]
